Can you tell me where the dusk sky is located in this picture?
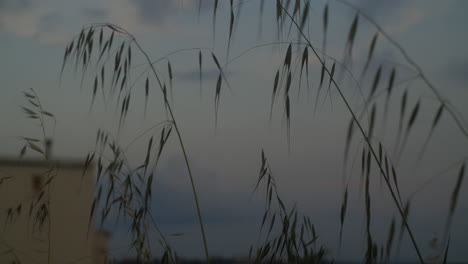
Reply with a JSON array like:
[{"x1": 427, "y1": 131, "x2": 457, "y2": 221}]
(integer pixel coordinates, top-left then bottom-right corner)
[{"x1": 1, "y1": 0, "x2": 467, "y2": 262}]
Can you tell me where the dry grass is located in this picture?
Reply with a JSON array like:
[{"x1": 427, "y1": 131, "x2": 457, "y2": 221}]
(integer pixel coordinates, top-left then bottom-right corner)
[{"x1": 2, "y1": 1, "x2": 467, "y2": 263}]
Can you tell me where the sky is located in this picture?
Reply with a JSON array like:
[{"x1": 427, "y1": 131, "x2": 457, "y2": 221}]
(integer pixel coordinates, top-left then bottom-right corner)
[{"x1": 1, "y1": 0, "x2": 468, "y2": 262}]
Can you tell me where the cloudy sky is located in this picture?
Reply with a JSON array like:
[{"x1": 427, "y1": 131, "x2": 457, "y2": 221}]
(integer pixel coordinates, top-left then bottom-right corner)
[{"x1": 1, "y1": 0, "x2": 467, "y2": 262}]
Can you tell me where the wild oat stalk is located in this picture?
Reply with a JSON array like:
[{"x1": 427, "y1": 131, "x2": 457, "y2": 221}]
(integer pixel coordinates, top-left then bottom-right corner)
[
  {"x1": 60, "y1": 24, "x2": 212, "y2": 263},
  {"x1": 29, "y1": 1, "x2": 467, "y2": 263},
  {"x1": 334, "y1": 0, "x2": 468, "y2": 140},
  {"x1": 7, "y1": 89, "x2": 58, "y2": 264},
  {"x1": 277, "y1": 3, "x2": 426, "y2": 262},
  {"x1": 251, "y1": 150, "x2": 328, "y2": 264}
]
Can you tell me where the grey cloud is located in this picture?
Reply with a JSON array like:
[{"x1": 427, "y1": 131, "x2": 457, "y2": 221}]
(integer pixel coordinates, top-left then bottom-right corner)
[
  {"x1": 130, "y1": 0, "x2": 212, "y2": 24},
  {"x1": 100, "y1": 155, "x2": 263, "y2": 257},
  {"x1": 130, "y1": 0, "x2": 178, "y2": 24},
  {"x1": 441, "y1": 59, "x2": 468, "y2": 86},
  {"x1": 0, "y1": 0, "x2": 31, "y2": 12},
  {"x1": 352, "y1": 0, "x2": 406, "y2": 15},
  {"x1": 81, "y1": 7, "x2": 107, "y2": 19},
  {"x1": 151, "y1": 156, "x2": 260, "y2": 226},
  {"x1": 0, "y1": 1, "x2": 69, "y2": 44},
  {"x1": 99, "y1": 155, "x2": 261, "y2": 228},
  {"x1": 177, "y1": 69, "x2": 237, "y2": 82},
  {"x1": 39, "y1": 11, "x2": 63, "y2": 31},
  {"x1": 346, "y1": 0, "x2": 415, "y2": 30}
]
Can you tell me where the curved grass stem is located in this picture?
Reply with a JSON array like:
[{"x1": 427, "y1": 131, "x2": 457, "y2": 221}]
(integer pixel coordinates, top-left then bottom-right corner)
[
  {"x1": 334, "y1": 0, "x2": 468, "y2": 140},
  {"x1": 119, "y1": 28, "x2": 211, "y2": 264},
  {"x1": 280, "y1": 5, "x2": 425, "y2": 263}
]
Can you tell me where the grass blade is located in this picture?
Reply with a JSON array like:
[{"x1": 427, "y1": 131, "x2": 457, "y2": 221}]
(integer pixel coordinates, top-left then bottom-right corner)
[
  {"x1": 386, "y1": 217, "x2": 395, "y2": 258},
  {"x1": 299, "y1": 1, "x2": 309, "y2": 31},
  {"x1": 443, "y1": 235, "x2": 450, "y2": 264},
  {"x1": 339, "y1": 187, "x2": 348, "y2": 248},
  {"x1": 215, "y1": 72, "x2": 222, "y2": 126},
  {"x1": 345, "y1": 14, "x2": 359, "y2": 59},
  {"x1": 344, "y1": 118, "x2": 354, "y2": 165},
  {"x1": 144, "y1": 77, "x2": 149, "y2": 116},
  {"x1": 445, "y1": 164, "x2": 465, "y2": 233},
  {"x1": 322, "y1": 4, "x2": 328, "y2": 60},
  {"x1": 370, "y1": 65, "x2": 382, "y2": 99},
  {"x1": 361, "y1": 32, "x2": 378, "y2": 79},
  {"x1": 368, "y1": 104, "x2": 376, "y2": 139},
  {"x1": 199, "y1": 50, "x2": 203, "y2": 98},
  {"x1": 298, "y1": 47, "x2": 308, "y2": 98}
]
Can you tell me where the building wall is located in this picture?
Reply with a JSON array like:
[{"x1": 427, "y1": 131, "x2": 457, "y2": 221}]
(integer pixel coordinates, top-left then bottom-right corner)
[{"x1": 0, "y1": 160, "x2": 103, "y2": 264}]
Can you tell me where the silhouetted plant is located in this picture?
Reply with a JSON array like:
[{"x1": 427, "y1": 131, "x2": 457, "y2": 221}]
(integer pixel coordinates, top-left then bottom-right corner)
[{"x1": 5, "y1": 1, "x2": 467, "y2": 264}]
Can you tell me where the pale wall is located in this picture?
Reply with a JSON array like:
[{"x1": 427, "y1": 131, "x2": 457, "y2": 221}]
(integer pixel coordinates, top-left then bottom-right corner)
[{"x1": 0, "y1": 159, "x2": 102, "y2": 264}]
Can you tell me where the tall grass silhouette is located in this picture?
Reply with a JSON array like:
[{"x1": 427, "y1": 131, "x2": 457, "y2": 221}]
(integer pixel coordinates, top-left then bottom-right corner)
[{"x1": 4, "y1": 1, "x2": 467, "y2": 263}]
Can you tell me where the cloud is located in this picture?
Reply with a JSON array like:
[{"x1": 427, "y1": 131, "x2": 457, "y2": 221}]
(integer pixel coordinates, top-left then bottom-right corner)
[
  {"x1": 39, "y1": 11, "x2": 63, "y2": 31},
  {"x1": 0, "y1": 0, "x2": 31, "y2": 12},
  {"x1": 353, "y1": 0, "x2": 406, "y2": 15},
  {"x1": 440, "y1": 58, "x2": 468, "y2": 87},
  {"x1": 0, "y1": 2, "x2": 70, "y2": 44},
  {"x1": 0, "y1": 0, "x2": 209, "y2": 45},
  {"x1": 151, "y1": 155, "x2": 259, "y2": 222},
  {"x1": 129, "y1": 0, "x2": 213, "y2": 25},
  {"x1": 81, "y1": 7, "x2": 107, "y2": 19},
  {"x1": 350, "y1": 0, "x2": 427, "y2": 34},
  {"x1": 130, "y1": 0, "x2": 184, "y2": 24},
  {"x1": 385, "y1": 6, "x2": 426, "y2": 34},
  {"x1": 176, "y1": 68, "x2": 237, "y2": 82},
  {"x1": 100, "y1": 155, "x2": 263, "y2": 258}
]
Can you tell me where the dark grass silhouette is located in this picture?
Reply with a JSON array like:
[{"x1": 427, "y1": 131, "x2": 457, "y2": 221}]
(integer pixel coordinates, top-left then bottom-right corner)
[{"x1": 3, "y1": 1, "x2": 467, "y2": 263}]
